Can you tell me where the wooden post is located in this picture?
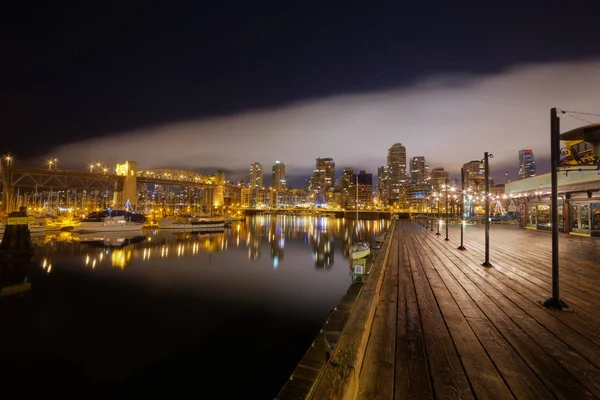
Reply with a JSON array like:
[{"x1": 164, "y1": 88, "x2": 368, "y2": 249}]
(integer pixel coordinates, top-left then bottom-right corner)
[{"x1": 0, "y1": 207, "x2": 34, "y2": 258}]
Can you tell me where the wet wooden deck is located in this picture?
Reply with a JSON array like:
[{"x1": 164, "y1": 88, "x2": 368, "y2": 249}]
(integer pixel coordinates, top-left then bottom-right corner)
[{"x1": 312, "y1": 221, "x2": 600, "y2": 399}]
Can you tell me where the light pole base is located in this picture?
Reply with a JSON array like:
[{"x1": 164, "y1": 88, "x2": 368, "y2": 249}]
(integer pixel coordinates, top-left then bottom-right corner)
[
  {"x1": 435, "y1": 232, "x2": 440, "y2": 236},
  {"x1": 457, "y1": 245, "x2": 466, "y2": 250},
  {"x1": 444, "y1": 237, "x2": 449, "y2": 241},
  {"x1": 481, "y1": 261, "x2": 493, "y2": 268},
  {"x1": 543, "y1": 297, "x2": 569, "y2": 310}
]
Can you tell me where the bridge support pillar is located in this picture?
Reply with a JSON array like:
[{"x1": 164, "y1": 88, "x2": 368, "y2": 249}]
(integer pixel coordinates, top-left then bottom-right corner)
[{"x1": 114, "y1": 161, "x2": 138, "y2": 210}]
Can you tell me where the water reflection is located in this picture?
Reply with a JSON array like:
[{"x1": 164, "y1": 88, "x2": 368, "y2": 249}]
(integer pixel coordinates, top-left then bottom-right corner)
[
  {"x1": 1, "y1": 215, "x2": 390, "y2": 398},
  {"x1": 17, "y1": 216, "x2": 389, "y2": 274}
]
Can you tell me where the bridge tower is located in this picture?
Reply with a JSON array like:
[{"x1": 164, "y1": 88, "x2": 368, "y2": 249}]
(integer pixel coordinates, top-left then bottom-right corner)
[{"x1": 113, "y1": 161, "x2": 137, "y2": 210}]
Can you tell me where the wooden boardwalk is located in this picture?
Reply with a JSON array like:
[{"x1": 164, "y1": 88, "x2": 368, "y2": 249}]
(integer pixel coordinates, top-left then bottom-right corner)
[{"x1": 311, "y1": 221, "x2": 600, "y2": 400}]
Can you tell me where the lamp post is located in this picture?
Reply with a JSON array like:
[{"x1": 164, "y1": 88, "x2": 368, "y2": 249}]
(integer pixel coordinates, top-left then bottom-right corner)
[
  {"x1": 445, "y1": 179, "x2": 449, "y2": 241},
  {"x1": 542, "y1": 108, "x2": 600, "y2": 309},
  {"x1": 48, "y1": 160, "x2": 54, "y2": 170},
  {"x1": 458, "y1": 167, "x2": 466, "y2": 250},
  {"x1": 430, "y1": 195, "x2": 434, "y2": 231},
  {"x1": 436, "y1": 192, "x2": 441, "y2": 235},
  {"x1": 482, "y1": 152, "x2": 493, "y2": 267}
]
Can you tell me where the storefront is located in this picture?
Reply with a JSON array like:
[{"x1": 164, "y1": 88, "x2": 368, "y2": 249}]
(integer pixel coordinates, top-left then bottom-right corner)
[{"x1": 506, "y1": 170, "x2": 600, "y2": 237}]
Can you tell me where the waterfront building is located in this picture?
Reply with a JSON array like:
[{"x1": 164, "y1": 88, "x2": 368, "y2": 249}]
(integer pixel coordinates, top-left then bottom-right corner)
[
  {"x1": 339, "y1": 168, "x2": 354, "y2": 207},
  {"x1": 241, "y1": 187, "x2": 270, "y2": 208},
  {"x1": 430, "y1": 167, "x2": 450, "y2": 191},
  {"x1": 387, "y1": 143, "x2": 408, "y2": 204},
  {"x1": 351, "y1": 171, "x2": 373, "y2": 208},
  {"x1": 410, "y1": 156, "x2": 427, "y2": 184},
  {"x1": 506, "y1": 170, "x2": 600, "y2": 236},
  {"x1": 377, "y1": 166, "x2": 389, "y2": 204},
  {"x1": 462, "y1": 160, "x2": 485, "y2": 191},
  {"x1": 272, "y1": 161, "x2": 286, "y2": 191},
  {"x1": 250, "y1": 162, "x2": 263, "y2": 189},
  {"x1": 518, "y1": 149, "x2": 536, "y2": 179},
  {"x1": 309, "y1": 157, "x2": 335, "y2": 205}
]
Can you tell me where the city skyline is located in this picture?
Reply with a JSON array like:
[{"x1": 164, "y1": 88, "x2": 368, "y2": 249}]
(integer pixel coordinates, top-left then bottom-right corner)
[{"x1": 3, "y1": 2, "x2": 600, "y2": 186}]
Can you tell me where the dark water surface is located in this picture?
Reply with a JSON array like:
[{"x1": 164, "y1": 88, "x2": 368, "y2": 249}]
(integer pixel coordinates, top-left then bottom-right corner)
[{"x1": 0, "y1": 215, "x2": 389, "y2": 399}]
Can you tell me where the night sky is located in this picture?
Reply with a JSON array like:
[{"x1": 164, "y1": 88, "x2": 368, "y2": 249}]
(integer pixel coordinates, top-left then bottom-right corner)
[{"x1": 3, "y1": 1, "x2": 600, "y2": 186}]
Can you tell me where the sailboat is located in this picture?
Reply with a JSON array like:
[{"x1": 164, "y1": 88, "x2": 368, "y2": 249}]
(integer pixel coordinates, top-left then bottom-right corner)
[{"x1": 350, "y1": 175, "x2": 371, "y2": 260}]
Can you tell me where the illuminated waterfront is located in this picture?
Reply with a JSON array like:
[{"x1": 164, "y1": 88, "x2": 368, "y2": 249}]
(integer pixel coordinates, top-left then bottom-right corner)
[{"x1": 0, "y1": 215, "x2": 389, "y2": 398}]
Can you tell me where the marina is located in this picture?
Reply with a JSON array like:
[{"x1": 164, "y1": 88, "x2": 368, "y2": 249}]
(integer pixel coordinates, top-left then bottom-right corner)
[{"x1": 0, "y1": 215, "x2": 389, "y2": 399}]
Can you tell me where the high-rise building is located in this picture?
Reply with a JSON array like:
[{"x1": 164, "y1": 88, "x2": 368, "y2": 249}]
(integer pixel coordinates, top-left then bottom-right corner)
[
  {"x1": 272, "y1": 161, "x2": 286, "y2": 190},
  {"x1": 309, "y1": 158, "x2": 335, "y2": 204},
  {"x1": 377, "y1": 166, "x2": 389, "y2": 203},
  {"x1": 518, "y1": 149, "x2": 536, "y2": 179},
  {"x1": 462, "y1": 160, "x2": 485, "y2": 191},
  {"x1": 430, "y1": 167, "x2": 450, "y2": 191},
  {"x1": 387, "y1": 143, "x2": 408, "y2": 203},
  {"x1": 410, "y1": 156, "x2": 427, "y2": 184},
  {"x1": 351, "y1": 171, "x2": 373, "y2": 208},
  {"x1": 250, "y1": 162, "x2": 263, "y2": 189},
  {"x1": 340, "y1": 168, "x2": 354, "y2": 207}
]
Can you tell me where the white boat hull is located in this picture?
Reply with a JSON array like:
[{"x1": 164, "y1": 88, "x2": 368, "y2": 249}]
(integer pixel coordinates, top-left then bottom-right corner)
[
  {"x1": 72, "y1": 222, "x2": 143, "y2": 233},
  {"x1": 158, "y1": 218, "x2": 224, "y2": 231}
]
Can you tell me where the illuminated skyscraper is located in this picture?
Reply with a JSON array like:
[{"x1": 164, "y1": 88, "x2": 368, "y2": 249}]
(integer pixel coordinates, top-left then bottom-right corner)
[
  {"x1": 518, "y1": 149, "x2": 536, "y2": 179},
  {"x1": 387, "y1": 143, "x2": 408, "y2": 203},
  {"x1": 272, "y1": 161, "x2": 286, "y2": 190},
  {"x1": 430, "y1": 167, "x2": 450, "y2": 191},
  {"x1": 462, "y1": 160, "x2": 485, "y2": 191},
  {"x1": 309, "y1": 158, "x2": 335, "y2": 204},
  {"x1": 250, "y1": 162, "x2": 263, "y2": 189},
  {"x1": 377, "y1": 166, "x2": 389, "y2": 202},
  {"x1": 410, "y1": 156, "x2": 427, "y2": 184}
]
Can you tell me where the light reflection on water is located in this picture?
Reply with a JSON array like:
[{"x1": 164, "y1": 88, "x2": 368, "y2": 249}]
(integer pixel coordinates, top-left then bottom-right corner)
[
  {"x1": 1, "y1": 215, "x2": 389, "y2": 398},
  {"x1": 29, "y1": 215, "x2": 389, "y2": 271}
]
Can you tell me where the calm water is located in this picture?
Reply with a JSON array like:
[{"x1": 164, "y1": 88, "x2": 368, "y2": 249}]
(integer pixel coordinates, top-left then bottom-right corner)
[{"x1": 0, "y1": 215, "x2": 389, "y2": 399}]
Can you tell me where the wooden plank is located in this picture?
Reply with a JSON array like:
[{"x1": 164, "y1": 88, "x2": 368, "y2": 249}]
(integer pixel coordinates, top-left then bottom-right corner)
[
  {"x1": 310, "y1": 222, "x2": 397, "y2": 400},
  {"x1": 419, "y1": 226, "x2": 598, "y2": 398},
  {"x1": 409, "y1": 235, "x2": 514, "y2": 400},
  {"x1": 394, "y1": 240, "x2": 434, "y2": 400},
  {"x1": 405, "y1": 227, "x2": 474, "y2": 400},
  {"x1": 357, "y1": 228, "x2": 399, "y2": 399},
  {"x1": 411, "y1": 225, "x2": 555, "y2": 399}
]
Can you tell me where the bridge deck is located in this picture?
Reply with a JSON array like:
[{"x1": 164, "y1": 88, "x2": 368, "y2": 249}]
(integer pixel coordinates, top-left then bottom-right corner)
[{"x1": 356, "y1": 221, "x2": 600, "y2": 399}]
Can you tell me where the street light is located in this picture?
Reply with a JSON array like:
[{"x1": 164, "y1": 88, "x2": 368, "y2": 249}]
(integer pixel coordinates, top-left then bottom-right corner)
[
  {"x1": 5, "y1": 155, "x2": 13, "y2": 167},
  {"x1": 53, "y1": 158, "x2": 58, "y2": 170},
  {"x1": 445, "y1": 179, "x2": 449, "y2": 241},
  {"x1": 89, "y1": 164, "x2": 95, "y2": 173},
  {"x1": 542, "y1": 109, "x2": 600, "y2": 309},
  {"x1": 482, "y1": 152, "x2": 493, "y2": 267},
  {"x1": 48, "y1": 160, "x2": 54, "y2": 170}
]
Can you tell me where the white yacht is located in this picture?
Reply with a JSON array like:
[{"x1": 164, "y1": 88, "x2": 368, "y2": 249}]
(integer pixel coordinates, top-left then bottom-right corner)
[
  {"x1": 158, "y1": 215, "x2": 225, "y2": 232},
  {"x1": 73, "y1": 215, "x2": 143, "y2": 233}
]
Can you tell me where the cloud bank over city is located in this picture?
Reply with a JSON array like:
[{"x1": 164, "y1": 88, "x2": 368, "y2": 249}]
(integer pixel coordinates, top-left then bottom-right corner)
[{"x1": 46, "y1": 59, "x2": 600, "y2": 185}]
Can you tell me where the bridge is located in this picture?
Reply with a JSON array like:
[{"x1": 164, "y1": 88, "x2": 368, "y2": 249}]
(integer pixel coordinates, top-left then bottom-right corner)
[{"x1": 0, "y1": 160, "x2": 225, "y2": 214}]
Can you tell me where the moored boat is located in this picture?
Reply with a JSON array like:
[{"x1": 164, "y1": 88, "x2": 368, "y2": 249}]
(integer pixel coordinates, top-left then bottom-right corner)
[
  {"x1": 73, "y1": 215, "x2": 144, "y2": 233},
  {"x1": 351, "y1": 241, "x2": 371, "y2": 260}
]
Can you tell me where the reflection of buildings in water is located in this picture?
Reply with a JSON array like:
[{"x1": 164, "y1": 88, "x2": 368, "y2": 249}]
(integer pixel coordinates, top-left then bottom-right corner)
[
  {"x1": 247, "y1": 231, "x2": 261, "y2": 261},
  {"x1": 142, "y1": 231, "x2": 225, "y2": 261},
  {"x1": 312, "y1": 230, "x2": 334, "y2": 269},
  {"x1": 268, "y1": 217, "x2": 285, "y2": 267},
  {"x1": 270, "y1": 235, "x2": 284, "y2": 268}
]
